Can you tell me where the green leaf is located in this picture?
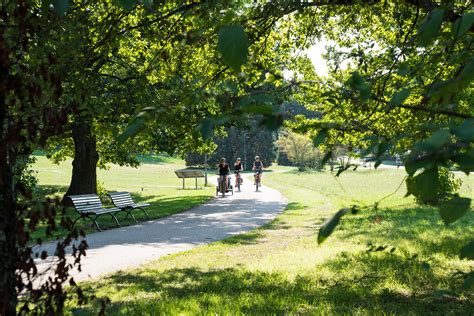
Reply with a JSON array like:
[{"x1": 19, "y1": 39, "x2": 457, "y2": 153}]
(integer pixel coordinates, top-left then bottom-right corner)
[
  {"x1": 406, "y1": 169, "x2": 439, "y2": 200},
  {"x1": 460, "y1": 240, "x2": 474, "y2": 260},
  {"x1": 375, "y1": 141, "x2": 390, "y2": 159},
  {"x1": 217, "y1": 25, "x2": 248, "y2": 72},
  {"x1": 199, "y1": 117, "x2": 214, "y2": 140},
  {"x1": 318, "y1": 208, "x2": 351, "y2": 244},
  {"x1": 417, "y1": 9, "x2": 445, "y2": 47},
  {"x1": 236, "y1": 93, "x2": 275, "y2": 108},
  {"x1": 313, "y1": 129, "x2": 328, "y2": 146},
  {"x1": 463, "y1": 271, "x2": 474, "y2": 290},
  {"x1": 451, "y1": 119, "x2": 474, "y2": 142},
  {"x1": 52, "y1": 0, "x2": 69, "y2": 15},
  {"x1": 347, "y1": 71, "x2": 371, "y2": 101},
  {"x1": 117, "y1": 116, "x2": 145, "y2": 145},
  {"x1": 453, "y1": 149, "x2": 474, "y2": 174},
  {"x1": 321, "y1": 151, "x2": 332, "y2": 167},
  {"x1": 374, "y1": 160, "x2": 382, "y2": 169},
  {"x1": 404, "y1": 158, "x2": 434, "y2": 176},
  {"x1": 452, "y1": 12, "x2": 474, "y2": 39},
  {"x1": 439, "y1": 196, "x2": 471, "y2": 225},
  {"x1": 388, "y1": 88, "x2": 411, "y2": 108},
  {"x1": 426, "y1": 129, "x2": 450, "y2": 150},
  {"x1": 457, "y1": 59, "x2": 474, "y2": 89},
  {"x1": 116, "y1": 0, "x2": 134, "y2": 10},
  {"x1": 259, "y1": 113, "x2": 284, "y2": 131},
  {"x1": 397, "y1": 63, "x2": 410, "y2": 76}
]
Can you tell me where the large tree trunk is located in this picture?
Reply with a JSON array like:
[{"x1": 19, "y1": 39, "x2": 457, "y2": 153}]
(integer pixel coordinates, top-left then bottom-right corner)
[
  {"x1": 64, "y1": 119, "x2": 98, "y2": 202},
  {"x1": 0, "y1": 155, "x2": 18, "y2": 316},
  {"x1": 0, "y1": 44, "x2": 17, "y2": 312}
]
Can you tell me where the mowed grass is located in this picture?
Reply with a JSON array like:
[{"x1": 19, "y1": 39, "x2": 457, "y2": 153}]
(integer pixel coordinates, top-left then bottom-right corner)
[
  {"x1": 31, "y1": 155, "x2": 213, "y2": 241},
  {"x1": 68, "y1": 167, "x2": 474, "y2": 315}
]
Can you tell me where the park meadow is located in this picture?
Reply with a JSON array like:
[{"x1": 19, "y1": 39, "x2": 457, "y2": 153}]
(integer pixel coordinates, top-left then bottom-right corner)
[{"x1": 1, "y1": 1, "x2": 473, "y2": 315}]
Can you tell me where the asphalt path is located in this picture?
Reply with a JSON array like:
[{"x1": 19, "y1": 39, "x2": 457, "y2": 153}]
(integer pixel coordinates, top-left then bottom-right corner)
[{"x1": 33, "y1": 175, "x2": 286, "y2": 283}]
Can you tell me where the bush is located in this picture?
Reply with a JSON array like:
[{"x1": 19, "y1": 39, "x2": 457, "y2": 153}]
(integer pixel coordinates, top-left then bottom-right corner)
[
  {"x1": 406, "y1": 167, "x2": 462, "y2": 206},
  {"x1": 96, "y1": 180, "x2": 110, "y2": 204},
  {"x1": 14, "y1": 155, "x2": 39, "y2": 195},
  {"x1": 275, "y1": 130, "x2": 323, "y2": 171}
]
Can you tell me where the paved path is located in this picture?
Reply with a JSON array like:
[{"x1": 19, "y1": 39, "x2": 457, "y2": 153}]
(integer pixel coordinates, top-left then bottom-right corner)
[{"x1": 34, "y1": 177, "x2": 286, "y2": 283}]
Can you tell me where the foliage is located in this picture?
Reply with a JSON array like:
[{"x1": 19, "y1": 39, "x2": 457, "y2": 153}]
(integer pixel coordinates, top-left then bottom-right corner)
[
  {"x1": 406, "y1": 167, "x2": 462, "y2": 206},
  {"x1": 13, "y1": 156, "x2": 39, "y2": 196},
  {"x1": 273, "y1": 1, "x2": 474, "y2": 243},
  {"x1": 275, "y1": 130, "x2": 323, "y2": 171},
  {"x1": 186, "y1": 126, "x2": 276, "y2": 170},
  {"x1": 96, "y1": 180, "x2": 108, "y2": 202},
  {"x1": 2, "y1": 0, "x2": 473, "y2": 313}
]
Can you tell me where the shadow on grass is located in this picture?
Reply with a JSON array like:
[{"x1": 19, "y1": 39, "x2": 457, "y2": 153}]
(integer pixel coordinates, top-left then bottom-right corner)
[
  {"x1": 35, "y1": 184, "x2": 69, "y2": 198},
  {"x1": 219, "y1": 230, "x2": 265, "y2": 245},
  {"x1": 135, "y1": 154, "x2": 179, "y2": 165},
  {"x1": 336, "y1": 206, "x2": 474, "y2": 258},
  {"x1": 74, "y1": 252, "x2": 473, "y2": 315}
]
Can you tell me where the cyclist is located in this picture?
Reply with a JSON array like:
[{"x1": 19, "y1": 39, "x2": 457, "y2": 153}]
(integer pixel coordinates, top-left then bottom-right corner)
[
  {"x1": 252, "y1": 155, "x2": 264, "y2": 185},
  {"x1": 234, "y1": 157, "x2": 243, "y2": 187},
  {"x1": 217, "y1": 158, "x2": 230, "y2": 192}
]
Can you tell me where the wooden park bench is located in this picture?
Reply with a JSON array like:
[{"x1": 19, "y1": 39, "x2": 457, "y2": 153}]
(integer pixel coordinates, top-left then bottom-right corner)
[
  {"x1": 69, "y1": 194, "x2": 122, "y2": 231},
  {"x1": 107, "y1": 191, "x2": 150, "y2": 222},
  {"x1": 174, "y1": 169, "x2": 206, "y2": 189}
]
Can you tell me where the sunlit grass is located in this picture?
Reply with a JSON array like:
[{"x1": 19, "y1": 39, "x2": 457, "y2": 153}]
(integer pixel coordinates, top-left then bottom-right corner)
[
  {"x1": 67, "y1": 167, "x2": 473, "y2": 315},
  {"x1": 30, "y1": 156, "x2": 213, "y2": 241}
]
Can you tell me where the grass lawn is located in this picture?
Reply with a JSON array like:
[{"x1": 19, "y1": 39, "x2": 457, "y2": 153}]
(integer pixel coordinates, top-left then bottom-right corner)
[
  {"x1": 67, "y1": 167, "x2": 473, "y2": 315},
  {"x1": 30, "y1": 155, "x2": 213, "y2": 241}
]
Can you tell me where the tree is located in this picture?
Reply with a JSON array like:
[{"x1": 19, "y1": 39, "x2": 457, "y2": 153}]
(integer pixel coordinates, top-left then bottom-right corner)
[
  {"x1": 269, "y1": 1, "x2": 473, "y2": 263},
  {"x1": 186, "y1": 125, "x2": 276, "y2": 170},
  {"x1": 276, "y1": 130, "x2": 323, "y2": 171},
  {"x1": 0, "y1": 1, "x2": 87, "y2": 314}
]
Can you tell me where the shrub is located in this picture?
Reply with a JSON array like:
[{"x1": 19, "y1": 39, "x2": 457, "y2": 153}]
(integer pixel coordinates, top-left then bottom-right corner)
[
  {"x1": 96, "y1": 180, "x2": 110, "y2": 204},
  {"x1": 14, "y1": 155, "x2": 39, "y2": 195},
  {"x1": 406, "y1": 167, "x2": 462, "y2": 206}
]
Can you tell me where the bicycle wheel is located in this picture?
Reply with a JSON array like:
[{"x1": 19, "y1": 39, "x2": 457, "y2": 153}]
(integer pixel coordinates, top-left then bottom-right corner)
[
  {"x1": 220, "y1": 177, "x2": 225, "y2": 197},
  {"x1": 237, "y1": 175, "x2": 241, "y2": 191}
]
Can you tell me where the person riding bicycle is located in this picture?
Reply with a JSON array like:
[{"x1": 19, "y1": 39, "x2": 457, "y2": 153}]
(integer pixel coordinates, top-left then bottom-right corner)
[
  {"x1": 217, "y1": 158, "x2": 230, "y2": 192},
  {"x1": 234, "y1": 158, "x2": 243, "y2": 187},
  {"x1": 252, "y1": 156, "x2": 264, "y2": 185}
]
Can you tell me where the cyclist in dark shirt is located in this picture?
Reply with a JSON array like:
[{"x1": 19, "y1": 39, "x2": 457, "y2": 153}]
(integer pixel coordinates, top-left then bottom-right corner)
[
  {"x1": 252, "y1": 155, "x2": 264, "y2": 185},
  {"x1": 234, "y1": 158, "x2": 243, "y2": 187},
  {"x1": 217, "y1": 158, "x2": 230, "y2": 191}
]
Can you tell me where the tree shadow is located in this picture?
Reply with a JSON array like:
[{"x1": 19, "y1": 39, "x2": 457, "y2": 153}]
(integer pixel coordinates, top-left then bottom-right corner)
[
  {"x1": 35, "y1": 184, "x2": 69, "y2": 198},
  {"x1": 73, "y1": 252, "x2": 473, "y2": 315},
  {"x1": 336, "y1": 206, "x2": 474, "y2": 258},
  {"x1": 219, "y1": 230, "x2": 265, "y2": 245},
  {"x1": 285, "y1": 202, "x2": 306, "y2": 211}
]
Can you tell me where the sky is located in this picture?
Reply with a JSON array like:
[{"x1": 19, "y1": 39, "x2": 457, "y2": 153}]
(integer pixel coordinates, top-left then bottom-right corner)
[{"x1": 305, "y1": 41, "x2": 329, "y2": 77}]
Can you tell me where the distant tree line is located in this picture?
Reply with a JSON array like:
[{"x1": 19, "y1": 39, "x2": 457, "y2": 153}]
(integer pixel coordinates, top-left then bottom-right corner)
[{"x1": 186, "y1": 126, "x2": 276, "y2": 170}]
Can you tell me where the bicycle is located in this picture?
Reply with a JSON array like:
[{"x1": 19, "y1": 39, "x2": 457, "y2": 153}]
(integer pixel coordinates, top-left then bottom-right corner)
[
  {"x1": 216, "y1": 174, "x2": 233, "y2": 197},
  {"x1": 254, "y1": 170, "x2": 262, "y2": 192},
  {"x1": 235, "y1": 171, "x2": 243, "y2": 192}
]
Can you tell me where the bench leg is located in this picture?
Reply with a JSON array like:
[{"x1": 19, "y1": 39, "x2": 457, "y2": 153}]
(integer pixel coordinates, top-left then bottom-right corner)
[
  {"x1": 74, "y1": 215, "x2": 101, "y2": 231},
  {"x1": 137, "y1": 207, "x2": 150, "y2": 220},
  {"x1": 109, "y1": 213, "x2": 121, "y2": 227},
  {"x1": 125, "y1": 209, "x2": 137, "y2": 222},
  {"x1": 94, "y1": 213, "x2": 121, "y2": 229}
]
